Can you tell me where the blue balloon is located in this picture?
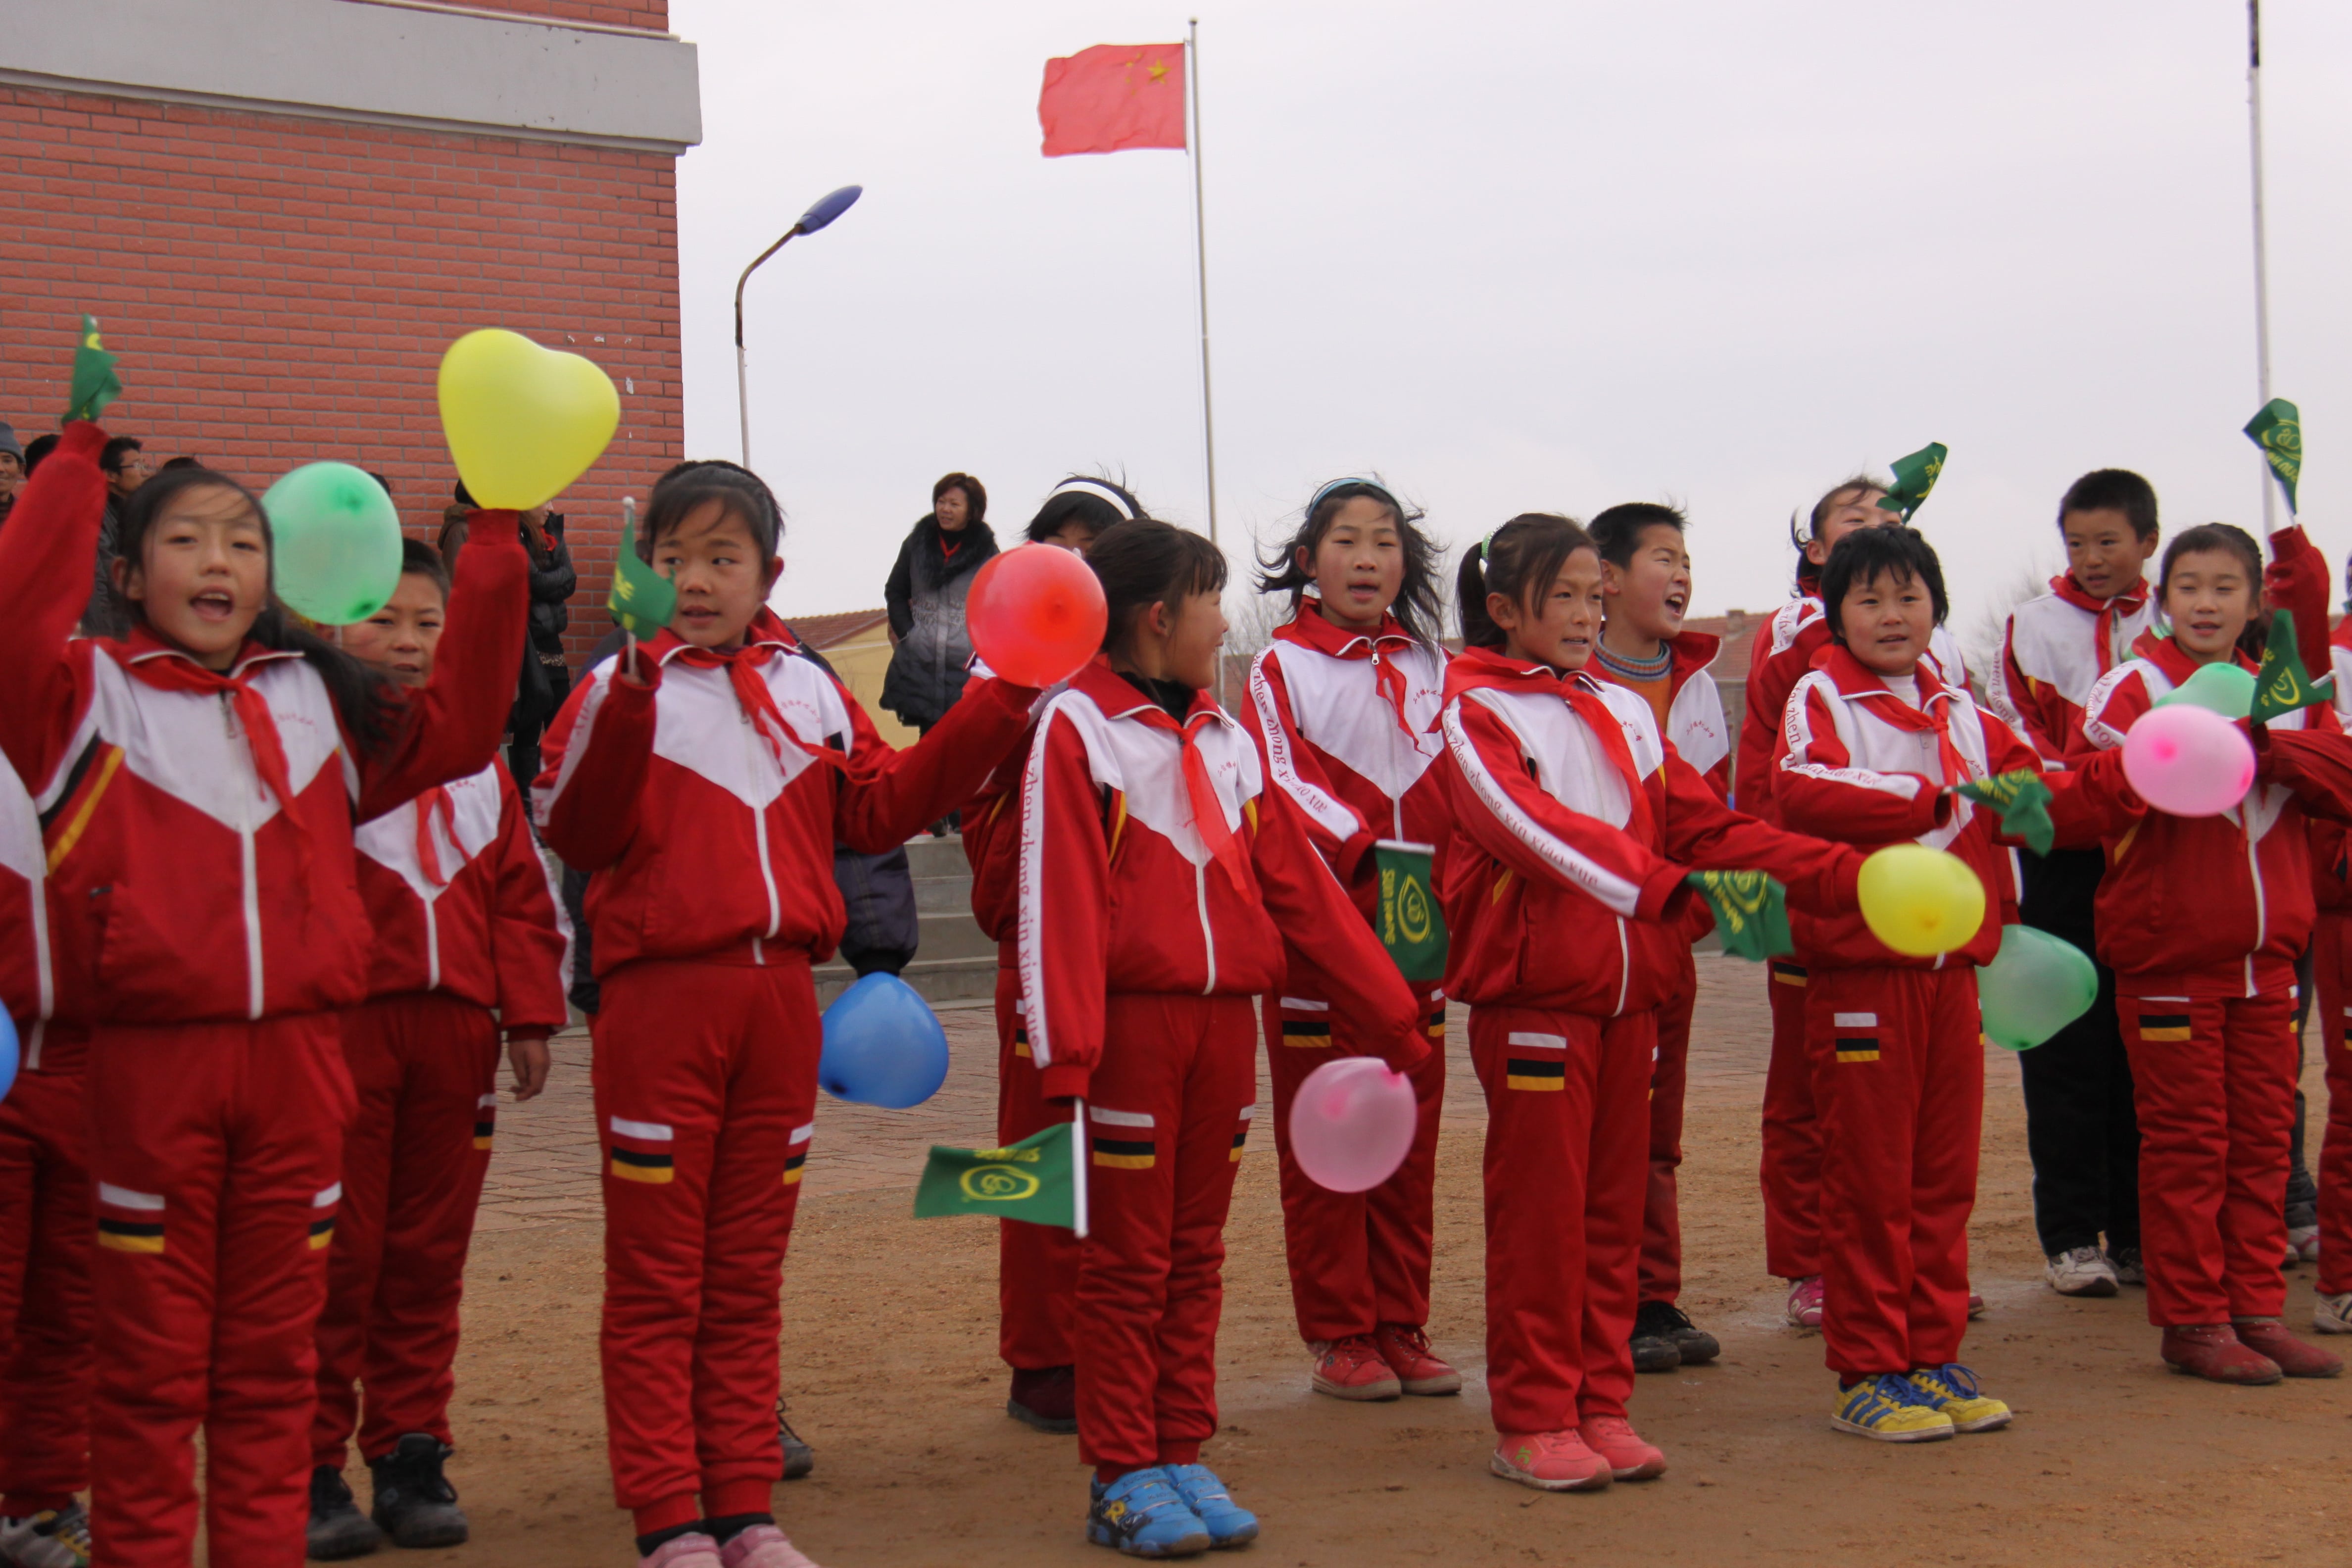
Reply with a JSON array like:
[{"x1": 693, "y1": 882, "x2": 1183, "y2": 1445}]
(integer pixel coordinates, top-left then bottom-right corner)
[
  {"x1": 0, "y1": 1012, "x2": 16, "y2": 1104},
  {"x1": 818, "y1": 973, "x2": 948, "y2": 1109}
]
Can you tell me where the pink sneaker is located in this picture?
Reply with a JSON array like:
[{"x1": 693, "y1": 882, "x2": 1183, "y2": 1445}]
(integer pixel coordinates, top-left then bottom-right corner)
[
  {"x1": 1967, "y1": 1291, "x2": 1986, "y2": 1321},
  {"x1": 1578, "y1": 1414, "x2": 1666, "y2": 1480},
  {"x1": 643, "y1": 1534, "x2": 723, "y2": 1568},
  {"x1": 1785, "y1": 1275, "x2": 1824, "y2": 1329},
  {"x1": 1490, "y1": 1428, "x2": 1612, "y2": 1492},
  {"x1": 720, "y1": 1525, "x2": 823, "y2": 1568},
  {"x1": 1311, "y1": 1335, "x2": 1402, "y2": 1401},
  {"x1": 1373, "y1": 1323, "x2": 1464, "y2": 1396}
]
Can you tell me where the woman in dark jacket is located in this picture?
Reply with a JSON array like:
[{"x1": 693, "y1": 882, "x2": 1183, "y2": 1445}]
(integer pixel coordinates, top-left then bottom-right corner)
[{"x1": 881, "y1": 471, "x2": 998, "y2": 732}]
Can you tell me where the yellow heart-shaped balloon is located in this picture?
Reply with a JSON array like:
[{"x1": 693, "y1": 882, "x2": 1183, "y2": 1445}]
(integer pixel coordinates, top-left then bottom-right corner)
[{"x1": 437, "y1": 329, "x2": 621, "y2": 510}]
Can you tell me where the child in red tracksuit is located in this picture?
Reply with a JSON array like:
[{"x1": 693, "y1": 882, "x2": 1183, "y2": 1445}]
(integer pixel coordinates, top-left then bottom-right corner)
[
  {"x1": 1019, "y1": 519, "x2": 1426, "y2": 1556},
  {"x1": 1243, "y1": 477, "x2": 1457, "y2": 1404},
  {"x1": 1773, "y1": 526, "x2": 2121, "y2": 1440},
  {"x1": 1436, "y1": 513, "x2": 1863, "y2": 1493},
  {"x1": 307, "y1": 539, "x2": 573, "y2": 1556},
  {"x1": 2319, "y1": 590, "x2": 2352, "y2": 1332},
  {"x1": 535, "y1": 462, "x2": 1039, "y2": 1568},
  {"x1": 0, "y1": 435, "x2": 527, "y2": 1568},
  {"x1": 963, "y1": 474, "x2": 1144, "y2": 1436},
  {"x1": 0, "y1": 761, "x2": 93, "y2": 1568},
  {"x1": 2076, "y1": 521, "x2": 2352, "y2": 1382},
  {"x1": 1587, "y1": 501, "x2": 1731, "y2": 1376}
]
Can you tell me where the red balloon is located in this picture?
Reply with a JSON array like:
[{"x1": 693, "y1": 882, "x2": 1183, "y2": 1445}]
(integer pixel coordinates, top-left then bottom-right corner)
[{"x1": 966, "y1": 544, "x2": 1107, "y2": 688}]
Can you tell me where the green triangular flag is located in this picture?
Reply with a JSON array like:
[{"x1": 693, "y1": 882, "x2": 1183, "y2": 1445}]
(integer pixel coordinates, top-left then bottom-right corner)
[
  {"x1": 64, "y1": 314, "x2": 121, "y2": 425},
  {"x1": 2244, "y1": 398, "x2": 2302, "y2": 514},
  {"x1": 2253, "y1": 607, "x2": 2325, "y2": 723},
  {"x1": 1955, "y1": 770, "x2": 2056, "y2": 856},
  {"x1": 1373, "y1": 839, "x2": 1449, "y2": 983},
  {"x1": 607, "y1": 494, "x2": 677, "y2": 638},
  {"x1": 1684, "y1": 870, "x2": 1792, "y2": 961},
  {"x1": 1881, "y1": 441, "x2": 1948, "y2": 522},
  {"x1": 913, "y1": 1121, "x2": 1077, "y2": 1229}
]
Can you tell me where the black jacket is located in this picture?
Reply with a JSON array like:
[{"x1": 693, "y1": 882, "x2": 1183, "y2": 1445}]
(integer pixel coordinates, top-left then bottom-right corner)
[
  {"x1": 881, "y1": 515, "x2": 998, "y2": 729},
  {"x1": 526, "y1": 512, "x2": 577, "y2": 655}
]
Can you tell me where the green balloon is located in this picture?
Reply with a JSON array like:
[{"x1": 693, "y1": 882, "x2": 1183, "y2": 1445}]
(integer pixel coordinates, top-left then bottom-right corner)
[
  {"x1": 262, "y1": 461, "x2": 404, "y2": 625},
  {"x1": 2153, "y1": 660, "x2": 2255, "y2": 721},
  {"x1": 1978, "y1": 924, "x2": 2098, "y2": 1051}
]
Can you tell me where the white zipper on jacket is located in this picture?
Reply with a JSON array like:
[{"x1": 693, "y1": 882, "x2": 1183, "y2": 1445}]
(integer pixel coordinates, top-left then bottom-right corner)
[
  {"x1": 1196, "y1": 859, "x2": 1217, "y2": 994},
  {"x1": 1613, "y1": 916, "x2": 1630, "y2": 1016},
  {"x1": 226, "y1": 693, "x2": 265, "y2": 1020},
  {"x1": 743, "y1": 700, "x2": 783, "y2": 962},
  {"x1": 423, "y1": 894, "x2": 440, "y2": 991}
]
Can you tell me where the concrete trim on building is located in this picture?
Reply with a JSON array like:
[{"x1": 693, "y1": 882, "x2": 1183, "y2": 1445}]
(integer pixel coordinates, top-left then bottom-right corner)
[{"x1": 4, "y1": 0, "x2": 701, "y2": 153}]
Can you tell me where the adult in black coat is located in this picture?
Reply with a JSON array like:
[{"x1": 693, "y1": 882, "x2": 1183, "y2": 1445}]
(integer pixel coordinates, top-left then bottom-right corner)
[{"x1": 880, "y1": 471, "x2": 997, "y2": 733}]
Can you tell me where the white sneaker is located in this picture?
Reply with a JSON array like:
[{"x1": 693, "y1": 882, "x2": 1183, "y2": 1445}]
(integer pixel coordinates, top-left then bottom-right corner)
[
  {"x1": 2045, "y1": 1245, "x2": 2118, "y2": 1297},
  {"x1": 0, "y1": 1504, "x2": 90, "y2": 1568},
  {"x1": 2289, "y1": 1225, "x2": 2319, "y2": 1265},
  {"x1": 2315, "y1": 1291, "x2": 2352, "y2": 1335}
]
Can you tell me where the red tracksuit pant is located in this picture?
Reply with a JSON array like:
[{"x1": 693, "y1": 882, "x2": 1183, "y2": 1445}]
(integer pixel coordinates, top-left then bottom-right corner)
[
  {"x1": 1074, "y1": 994, "x2": 1257, "y2": 1475},
  {"x1": 996, "y1": 966, "x2": 1078, "y2": 1372},
  {"x1": 1760, "y1": 960, "x2": 1820, "y2": 1279},
  {"x1": 2315, "y1": 912, "x2": 2352, "y2": 1296},
  {"x1": 594, "y1": 957, "x2": 820, "y2": 1532},
  {"x1": 0, "y1": 1063, "x2": 94, "y2": 1516},
  {"x1": 1470, "y1": 1005, "x2": 1653, "y2": 1433},
  {"x1": 311, "y1": 991, "x2": 501, "y2": 1467},
  {"x1": 1806, "y1": 966, "x2": 1981, "y2": 1380},
  {"x1": 87, "y1": 1013, "x2": 352, "y2": 1568},
  {"x1": 1264, "y1": 987, "x2": 1446, "y2": 1344},
  {"x1": 2117, "y1": 986, "x2": 2298, "y2": 1325},
  {"x1": 1639, "y1": 953, "x2": 1697, "y2": 1306}
]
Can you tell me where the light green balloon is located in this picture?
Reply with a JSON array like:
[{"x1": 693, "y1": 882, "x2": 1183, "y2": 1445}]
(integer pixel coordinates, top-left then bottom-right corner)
[
  {"x1": 1979, "y1": 924, "x2": 2098, "y2": 1051},
  {"x1": 2154, "y1": 660, "x2": 2255, "y2": 721},
  {"x1": 262, "y1": 461, "x2": 404, "y2": 625}
]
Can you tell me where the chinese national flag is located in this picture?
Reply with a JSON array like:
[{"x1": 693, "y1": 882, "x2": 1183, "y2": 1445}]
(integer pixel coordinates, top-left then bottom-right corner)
[{"x1": 1038, "y1": 43, "x2": 1186, "y2": 156}]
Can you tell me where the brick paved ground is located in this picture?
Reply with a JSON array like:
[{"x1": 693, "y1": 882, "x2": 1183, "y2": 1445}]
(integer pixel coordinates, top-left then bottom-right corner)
[{"x1": 475, "y1": 955, "x2": 1783, "y2": 1233}]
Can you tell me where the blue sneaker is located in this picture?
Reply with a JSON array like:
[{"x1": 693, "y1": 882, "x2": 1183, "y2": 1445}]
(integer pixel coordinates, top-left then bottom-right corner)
[
  {"x1": 1163, "y1": 1465, "x2": 1259, "y2": 1549},
  {"x1": 1087, "y1": 1469, "x2": 1213, "y2": 1558}
]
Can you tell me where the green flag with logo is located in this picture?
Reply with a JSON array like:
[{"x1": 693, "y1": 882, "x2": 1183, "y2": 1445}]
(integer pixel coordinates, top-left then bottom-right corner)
[
  {"x1": 65, "y1": 314, "x2": 121, "y2": 425},
  {"x1": 1684, "y1": 870, "x2": 1791, "y2": 962},
  {"x1": 1954, "y1": 770, "x2": 2056, "y2": 856},
  {"x1": 913, "y1": 1121, "x2": 1077, "y2": 1229},
  {"x1": 2253, "y1": 607, "x2": 2326, "y2": 723},
  {"x1": 607, "y1": 494, "x2": 678, "y2": 639},
  {"x1": 1881, "y1": 441, "x2": 1948, "y2": 522},
  {"x1": 1373, "y1": 839, "x2": 1448, "y2": 982},
  {"x1": 2244, "y1": 398, "x2": 2301, "y2": 514}
]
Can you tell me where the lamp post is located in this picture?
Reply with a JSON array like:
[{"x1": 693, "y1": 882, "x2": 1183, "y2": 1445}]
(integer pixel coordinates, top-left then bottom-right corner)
[{"x1": 734, "y1": 183, "x2": 863, "y2": 469}]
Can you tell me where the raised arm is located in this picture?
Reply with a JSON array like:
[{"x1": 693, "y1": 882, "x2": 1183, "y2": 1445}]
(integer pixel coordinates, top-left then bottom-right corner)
[
  {"x1": 0, "y1": 422, "x2": 108, "y2": 793},
  {"x1": 1020, "y1": 710, "x2": 1114, "y2": 1103},
  {"x1": 2266, "y1": 524, "x2": 2333, "y2": 690},
  {"x1": 1655, "y1": 744, "x2": 1862, "y2": 916},
  {"x1": 831, "y1": 673, "x2": 1041, "y2": 853}
]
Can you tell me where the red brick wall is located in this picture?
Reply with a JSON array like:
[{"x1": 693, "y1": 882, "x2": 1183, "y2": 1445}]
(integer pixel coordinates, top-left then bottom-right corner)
[
  {"x1": 456, "y1": 0, "x2": 671, "y2": 36},
  {"x1": 0, "y1": 83, "x2": 682, "y2": 665}
]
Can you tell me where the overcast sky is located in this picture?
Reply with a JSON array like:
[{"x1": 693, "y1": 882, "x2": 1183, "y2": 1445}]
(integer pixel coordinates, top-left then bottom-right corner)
[{"x1": 671, "y1": 0, "x2": 2352, "y2": 652}]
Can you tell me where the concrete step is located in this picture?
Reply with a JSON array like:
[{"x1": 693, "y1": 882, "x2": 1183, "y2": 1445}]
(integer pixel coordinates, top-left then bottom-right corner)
[
  {"x1": 913, "y1": 908, "x2": 998, "y2": 963},
  {"x1": 814, "y1": 954, "x2": 999, "y2": 1007},
  {"x1": 902, "y1": 831, "x2": 973, "y2": 880},
  {"x1": 914, "y1": 873, "x2": 974, "y2": 913}
]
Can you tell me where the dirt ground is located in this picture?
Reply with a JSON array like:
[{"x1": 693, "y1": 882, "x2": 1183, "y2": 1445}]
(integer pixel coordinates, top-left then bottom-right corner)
[{"x1": 300, "y1": 1027, "x2": 2352, "y2": 1568}]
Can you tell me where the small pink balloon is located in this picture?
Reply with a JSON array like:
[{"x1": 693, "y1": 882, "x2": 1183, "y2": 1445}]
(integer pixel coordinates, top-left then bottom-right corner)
[
  {"x1": 1288, "y1": 1056, "x2": 1418, "y2": 1194},
  {"x1": 2121, "y1": 701, "x2": 2256, "y2": 817}
]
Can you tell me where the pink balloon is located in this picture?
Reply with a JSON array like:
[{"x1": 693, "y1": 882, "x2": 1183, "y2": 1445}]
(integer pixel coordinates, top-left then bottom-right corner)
[
  {"x1": 2121, "y1": 701, "x2": 2256, "y2": 817},
  {"x1": 1288, "y1": 1056, "x2": 1418, "y2": 1194}
]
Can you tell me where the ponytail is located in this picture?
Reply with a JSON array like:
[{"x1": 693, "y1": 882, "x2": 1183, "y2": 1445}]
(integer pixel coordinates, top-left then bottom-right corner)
[{"x1": 1456, "y1": 513, "x2": 1594, "y2": 650}]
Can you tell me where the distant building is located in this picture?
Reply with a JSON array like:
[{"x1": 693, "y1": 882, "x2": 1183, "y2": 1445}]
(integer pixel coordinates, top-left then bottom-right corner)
[{"x1": 789, "y1": 608, "x2": 917, "y2": 748}]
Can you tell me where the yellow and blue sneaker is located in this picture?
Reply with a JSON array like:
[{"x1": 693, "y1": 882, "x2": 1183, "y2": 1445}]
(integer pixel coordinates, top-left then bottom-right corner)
[
  {"x1": 1087, "y1": 1469, "x2": 1212, "y2": 1558},
  {"x1": 1830, "y1": 1372, "x2": 1956, "y2": 1442},
  {"x1": 1163, "y1": 1465, "x2": 1258, "y2": 1549},
  {"x1": 1907, "y1": 1363, "x2": 2012, "y2": 1431}
]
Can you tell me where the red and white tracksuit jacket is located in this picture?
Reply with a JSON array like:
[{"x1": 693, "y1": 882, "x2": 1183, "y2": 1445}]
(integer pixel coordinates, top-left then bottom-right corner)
[
  {"x1": 1773, "y1": 644, "x2": 2117, "y2": 1378},
  {"x1": 1019, "y1": 659, "x2": 1424, "y2": 1474},
  {"x1": 1985, "y1": 573, "x2": 2155, "y2": 765},
  {"x1": 2321, "y1": 619, "x2": 2352, "y2": 1295},
  {"x1": 0, "y1": 421, "x2": 526, "y2": 1568},
  {"x1": 1737, "y1": 588, "x2": 1966, "y2": 1279},
  {"x1": 2077, "y1": 587, "x2": 2352, "y2": 1327},
  {"x1": 1436, "y1": 644, "x2": 1861, "y2": 1433},
  {"x1": 537, "y1": 610, "x2": 1034, "y2": 1528},
  {"x1": 1593, "y1": 630, "x2": 1732, "y2": 1308},
  {"x1": 1244, "y1": 607, "x2": 1451, "y2": 1346},
  {"x1": 312, "y1": 760, "x2": 570, "y2": 1468}
]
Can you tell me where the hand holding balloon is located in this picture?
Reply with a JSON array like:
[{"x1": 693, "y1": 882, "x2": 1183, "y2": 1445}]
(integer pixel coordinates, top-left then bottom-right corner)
[
  {"x1": 1287, "y1": 1056, "x2": 1417, "y2": 1193},
  {"x1": 966, "y1": 546, "x2": 1108, "y2": 688},
  {"x1": 818, "y1": 974, "x2": 949, "y2": 1109},
  {"x1": 2121, "y1": 702, "x2": 2255, "y2": 817},
  {"x1": 262, "y1": 462, "x2": 404, "y2": 624},
  {"x1": 1856, "y1": 843, "x2": 1986, "y2": 958}
]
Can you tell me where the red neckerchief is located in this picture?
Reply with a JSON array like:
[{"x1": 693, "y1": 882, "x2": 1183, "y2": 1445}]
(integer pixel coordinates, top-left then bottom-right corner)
[
  {"x1": 1442, "y1": 645, "x2": 1659, "y2": 847},
  {"x1": 1072, "y1": 659, "x2": 1252, "y2": 896},
  {"x1": 413, "y1": 785, "x2": 455, "y2": 887},
  {"x1": 119, "y1": 629, "x2": 311, "y2": 870},
  {"x1": 2049, "y1": 573, "x2": 2150, "y2": 679},
  {"x1": 1818, "y1": 644, "x2": 1970, "y2": 785},
  {"x1": 654, "y1": 612, "x2": 841, "y2": 776},
  {"x1": 1272, "y1": 604, "x2": 1419, "y2": 735},
  {"x1": 2133, "y1": 631, "x2": 2256, "y2": 689}
]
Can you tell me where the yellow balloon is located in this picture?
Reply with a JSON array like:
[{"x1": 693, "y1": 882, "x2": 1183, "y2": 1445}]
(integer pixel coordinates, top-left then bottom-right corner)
[
  {"x1": 436, "y1": 329, "x2": 621, "y2": 510},
  {"x1": 1856, "y1": 843, "x2": 1987, "y2": 959}
]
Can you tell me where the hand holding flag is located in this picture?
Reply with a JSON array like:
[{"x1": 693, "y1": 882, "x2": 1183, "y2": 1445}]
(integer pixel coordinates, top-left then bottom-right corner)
[
  {"x1": 1881, "y1": 442, "x2": 1948, "y2": 523},
  {"x1": 1373, "y1": 840, "x2": 1448, "y2": 982},
  {"x1": 607, "y1": 495, "x2": 677, "y2": 644},
  {"x1": 2244, "y1": 398, "x2": 2302, "y2": 515},
  {"x1": 2252, "y1": 607, "x2": 2326, "y2": 723},
  {"x1": 913, "y1": 1122, "x2": 1080, "y2": 1231},
  {"x1": 65, "y1": 314, "x2": 121, "y2": 425},
  {"x1": 1953, "y1": 770, "x2": 2056, "y2": 856},
  {"x1": 1683, "y1": 870, "x2": 1792, "y2": 961}
]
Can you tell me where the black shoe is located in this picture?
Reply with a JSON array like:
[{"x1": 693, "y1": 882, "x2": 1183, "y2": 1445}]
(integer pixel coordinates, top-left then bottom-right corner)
[
  {"x1": 1007, "y1": 1364, "x2": 1079, "y2": 1432},
  {"x1": 368, "y1": 1434, "x2": 469, "y2": 1549},
  {"x1": 307, "y1": 1465, "x2": 385, "y2": 1561},
  {"x1": 1629, "y1": 1319, "x2": 1681, "y2": 1374},
  {"x1": 1635, "y1": 1299, "x2": 1720, "y2": 1366},
  {"x1": 777, "y1": 1401, "x2": 815, "y2": 1480}
]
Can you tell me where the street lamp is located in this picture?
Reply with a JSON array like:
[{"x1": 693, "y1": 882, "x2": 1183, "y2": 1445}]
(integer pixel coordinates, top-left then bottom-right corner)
[{"x1": 734, "y1": 183, "x2": 863, "y2": 468}]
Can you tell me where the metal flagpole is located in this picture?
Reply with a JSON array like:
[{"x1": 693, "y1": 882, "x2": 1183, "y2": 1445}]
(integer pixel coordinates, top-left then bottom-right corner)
[
  {"x1": 2248, "y1": 0, "x2": 2277, "y2": 535},
  {"x1": 1186, "y1": 17, "x2": 1225, "y2": 699}
]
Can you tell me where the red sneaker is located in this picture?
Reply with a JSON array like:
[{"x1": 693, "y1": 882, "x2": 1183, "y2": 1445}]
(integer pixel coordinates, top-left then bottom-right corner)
[
  {"x1": 1373, "y1": 1323, "x2": 1463, "y2": 1396},
  {"x1": 1490, "y1": 1429, "x2": 1612, "y2": 1492},
  {"x1": 2233, "y1": 1318, "x2": 2346, "y2": 1378},
  {"x1": 1577, "y1": 1414, "x2": 1666, "y2": 1481},
  {"x1": 1967, "y1": 1291, "x2": 1986, "y2": 1321},
  {"x1": 1311, "y1": 1335, "x2": 1402, "y2": 1401},
  {"x1": 1784, "y1": 1275, "x2": 1823, "y2": 1329},
  {"x1": 2161, "y1": 1324, "x2": 2283, "y2": 1385}
]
